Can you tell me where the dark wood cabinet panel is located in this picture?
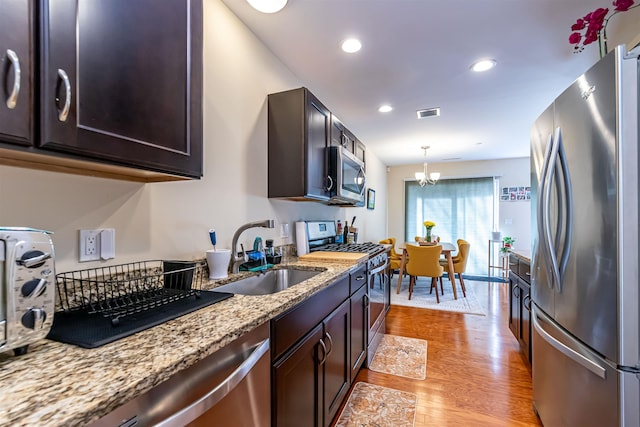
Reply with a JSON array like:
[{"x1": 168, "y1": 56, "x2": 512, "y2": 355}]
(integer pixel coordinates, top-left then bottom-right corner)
[
  {"x1": 271, "y1": 276, "x2": 349, "y2": 361},
  {"x1": 508, "y1": 272, "x2": 521, "y2": 340},
  {"x1": 273, "y1": 323, "x2": 323, "y2": 427},
  {"x1": 271, "y1": 271, "x2": 367, "y2": 427},
  {"x1": 39, "y1": 0, "x2": 202, "y2": 178},
  {"x1": 0, "y1": 0, "x2": 34, "y2": 147},
  {"x1": 349, "y1": 283, "x2": 367, "y2": 382},
  {"x1": 323, "y1": 300, "x2": 350, "y2": 427},
  {"x1": 268, "y1": 87, "x2": 331, "y2": 202},
  {"x1": 330, "y1": 114, "x2": 365, "y2": 168},
  {"x1": 354, "y1": 139, "x2": 365, "y2": 165},
  {"x1": 349, "y1": 265, "x2": 367, "y2": 294},
  {"x1": 306, "y1": 96, "x2": 331, "y2": 200},
  {"x1": 521, "y1": 283, "x2": 532, "y2": 364},
  {"x1": 508, "y1": 254, "x2": 532, "y2": 367}
]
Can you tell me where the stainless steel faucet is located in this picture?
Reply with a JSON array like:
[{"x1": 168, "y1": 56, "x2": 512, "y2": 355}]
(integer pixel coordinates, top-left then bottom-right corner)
[{"x1": 229, "y1": 220, "x2": 275, "y2": 273}]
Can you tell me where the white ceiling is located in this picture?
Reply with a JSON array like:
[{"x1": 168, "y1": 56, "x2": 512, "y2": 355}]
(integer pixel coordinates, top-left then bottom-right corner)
[{"x1": 220, "y1": 0, "x2": 616, "y2": 166}]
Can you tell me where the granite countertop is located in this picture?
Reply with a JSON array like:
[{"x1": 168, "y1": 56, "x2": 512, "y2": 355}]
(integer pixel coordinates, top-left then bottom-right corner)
[
  {"x1": 510, "y1": 249, "x2": 531, "y2": 263},
  {"x1": 0, "y1": 258, "x2": 363, "y2": 427}
]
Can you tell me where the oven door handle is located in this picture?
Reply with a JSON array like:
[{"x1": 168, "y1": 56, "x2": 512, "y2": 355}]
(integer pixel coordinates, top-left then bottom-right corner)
[
  {"x1": 154, "y1": 338, "x2": 270, "y2": 427},
  {"x1": 368, "y1": 259, "x2": 389, "y2": 277}
]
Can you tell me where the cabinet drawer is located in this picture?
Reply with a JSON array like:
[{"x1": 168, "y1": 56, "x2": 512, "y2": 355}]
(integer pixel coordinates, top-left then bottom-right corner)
[
  {"x1": 271, "y1": 275, "x2": 349, "y2": 361},
  {"x1": 350, "y1": 265, "x2": 367, "y2": 294},
  {"x1": 517, "y1": 260, "x2": 531, "y2": 284},
  {"x1": 508, "y1": 254, "x2": 519, "y2": 271}
]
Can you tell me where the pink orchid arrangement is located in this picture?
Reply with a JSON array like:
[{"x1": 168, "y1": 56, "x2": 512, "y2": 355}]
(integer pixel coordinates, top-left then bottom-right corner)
[{"x1": 569, "y1": 0, "x2": 638, "y2": 58}]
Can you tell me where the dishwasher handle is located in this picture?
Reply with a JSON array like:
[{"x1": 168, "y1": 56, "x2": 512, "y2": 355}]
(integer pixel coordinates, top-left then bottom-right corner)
[{"x1": 155, "y1": 338, "x2": 270, "y2": 427}]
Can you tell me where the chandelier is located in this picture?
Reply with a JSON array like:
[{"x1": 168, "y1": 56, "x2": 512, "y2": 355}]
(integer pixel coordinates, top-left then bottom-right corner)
[{"x1": 415, "y1": 146, "x2": 440, "y2": 186}]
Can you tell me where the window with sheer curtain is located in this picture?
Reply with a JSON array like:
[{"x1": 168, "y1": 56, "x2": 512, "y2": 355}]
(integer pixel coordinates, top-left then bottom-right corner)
[{"x1": 405, "y1": 177, "x2": 496, "y2": 275}]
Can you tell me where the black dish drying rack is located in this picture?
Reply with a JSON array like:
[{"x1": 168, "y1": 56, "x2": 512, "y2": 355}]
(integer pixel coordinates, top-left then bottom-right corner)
[
  {"x1": 48, "y1": 260, "x2": 233, "y2": 348},
  {"x1": 55, "y1": 260, "x2": 207, "y2": 325}
]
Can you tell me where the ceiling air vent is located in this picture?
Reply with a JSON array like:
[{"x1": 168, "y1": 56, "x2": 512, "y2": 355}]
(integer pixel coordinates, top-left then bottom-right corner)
[{"x1": 416, "y1": 107, "x2": 440, "y2": 119}]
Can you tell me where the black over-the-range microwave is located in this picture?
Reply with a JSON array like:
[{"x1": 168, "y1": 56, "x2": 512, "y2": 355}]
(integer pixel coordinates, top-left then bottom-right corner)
[{"x1": 328, "y1": 145, "x2": 366, "y2": 206}]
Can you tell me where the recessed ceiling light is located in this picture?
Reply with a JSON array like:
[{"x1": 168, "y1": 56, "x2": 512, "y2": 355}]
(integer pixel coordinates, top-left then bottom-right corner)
[
  {"x1": 470, "y1": 59, "x2": 496, "y2": 72},
  {"x1": 378, "y1": 105, "x2": 392, "y2": 113},
  {"x1": 246, "y1": 0, "x2": 288, "y2": 13},
  {"x1": 341, "y1": 38, "x2": 362, "y2": 53}
]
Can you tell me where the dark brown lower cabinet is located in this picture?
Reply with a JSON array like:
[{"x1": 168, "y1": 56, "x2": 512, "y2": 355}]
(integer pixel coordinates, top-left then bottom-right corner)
[
  {"x1": 272, "y1": 268, "x2": 369, "y2": 427},
  {"x1": 273, "y1": 300, "x2": 350, "y2": 427},
  {"x1": 508, "y1": 272, "x2": 521, "y2": 339},
  {"x1": 322, "y1": 300, "x2": 350, "y2": 427},
  {"x1": 273, "y1": 323, "x2": 323, "y2": 427},
  {"x1": 349, "y1": 283, "x2": 367, "y2": 381},
  {"x1": 508, "y1": 255, "x2": 532, "y2": 367}
]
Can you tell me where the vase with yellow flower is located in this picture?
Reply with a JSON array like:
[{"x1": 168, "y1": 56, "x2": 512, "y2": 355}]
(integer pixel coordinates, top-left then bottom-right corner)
[{"x1": 423, "y1": 221, "x2": 436, "y2": 242}]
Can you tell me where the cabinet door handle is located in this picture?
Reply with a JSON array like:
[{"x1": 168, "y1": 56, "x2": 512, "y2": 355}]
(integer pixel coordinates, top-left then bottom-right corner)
[
  {"x1": 324, "y1": 332, "x2": 333, "y2": 358},
  {"x1": 326, "y1": 175, "x2": 334, "y2": 192},
  {"x1": 363, "y1": 294, "x2": 370, "y2": 308},
  {"x1": 318, "y1": 339, "x2": 327, "y2": 366},
  {"x1": 5, "y1": 49, "x2": 21, "y2": 109},
  {"x1": 523, "y1": 294, "x2": 532, "y2": 312},
  {"x1": 512, "y1": 284, "x2": 520, "y2": 298},
  {"x1": 57, "y1": 68, "x2": 71, "y2": 122}
]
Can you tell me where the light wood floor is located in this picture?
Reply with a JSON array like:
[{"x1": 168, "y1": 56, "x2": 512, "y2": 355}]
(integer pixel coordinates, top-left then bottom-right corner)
[{"x1": 345, "y1": 280, "x2": 543, "y2": 426}]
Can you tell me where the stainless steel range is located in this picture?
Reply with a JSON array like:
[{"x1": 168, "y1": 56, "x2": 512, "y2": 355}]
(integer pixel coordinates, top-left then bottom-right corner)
[{"x1": 296, "y1": 221, "x2": 390, "y2": 365}]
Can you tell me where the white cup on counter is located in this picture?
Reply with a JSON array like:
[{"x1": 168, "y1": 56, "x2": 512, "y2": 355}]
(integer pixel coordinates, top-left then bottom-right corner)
[{"x1": 206, "y1": 249, "x2": 231, "y2": 279}]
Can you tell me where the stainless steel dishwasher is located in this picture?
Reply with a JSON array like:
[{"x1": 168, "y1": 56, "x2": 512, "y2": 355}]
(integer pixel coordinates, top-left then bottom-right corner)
[{"x1": 90, "y1": 322, "x2": 270, "y2": 427}]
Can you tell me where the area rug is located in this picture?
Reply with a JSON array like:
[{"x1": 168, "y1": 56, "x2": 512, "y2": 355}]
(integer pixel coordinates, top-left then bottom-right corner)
[
  {"x1": 391, "y1": 276, "x2": 486, "y2": 316},
  {"x1": 369, "y1": 334, "x2": 427, "y2": 380},
  {"x1": 334, "y1": 382, "x2": 417, "y2": 427}
]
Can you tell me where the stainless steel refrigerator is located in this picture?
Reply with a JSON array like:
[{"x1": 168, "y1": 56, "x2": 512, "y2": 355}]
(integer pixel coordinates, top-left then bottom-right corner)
[{"x1": 531, "y1": 45, "x2": 640, "y2": 426}]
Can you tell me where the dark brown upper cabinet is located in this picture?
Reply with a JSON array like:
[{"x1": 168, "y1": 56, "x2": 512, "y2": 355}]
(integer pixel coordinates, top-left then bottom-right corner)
[
  {"x1": 39, "y1": 0, "x2": 203, "y2": 179},
  {"x1": 0, "y1": 1, "x2": 202, "y2": 182},
  {"x1": 268, "y1": 87, "x2": 332, "y2": 202},
  {"x1": 0, "y1": 0, "x2": 34, "y2": 147}
]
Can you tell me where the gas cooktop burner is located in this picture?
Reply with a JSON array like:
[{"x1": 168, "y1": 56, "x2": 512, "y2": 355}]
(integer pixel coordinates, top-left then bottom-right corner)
[{"x1": 312, "y1": 242, "x2": 386, "y2": 255}]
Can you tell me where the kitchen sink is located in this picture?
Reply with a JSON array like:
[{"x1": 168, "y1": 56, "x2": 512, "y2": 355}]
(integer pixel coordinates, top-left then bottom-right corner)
[{"x1": 213, "y1": 267, "x2": 323, "y2": 295}]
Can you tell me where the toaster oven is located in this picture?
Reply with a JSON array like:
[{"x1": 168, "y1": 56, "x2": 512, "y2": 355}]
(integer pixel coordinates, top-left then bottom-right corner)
[{"x1": 0, "y1": 227, "x2": 56, "y2": 356}]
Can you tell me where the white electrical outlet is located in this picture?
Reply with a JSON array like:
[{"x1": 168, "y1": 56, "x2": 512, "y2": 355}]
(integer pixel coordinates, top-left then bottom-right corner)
[{"x1": 79, "y1": 229, "x2": 101, "y2": 262}]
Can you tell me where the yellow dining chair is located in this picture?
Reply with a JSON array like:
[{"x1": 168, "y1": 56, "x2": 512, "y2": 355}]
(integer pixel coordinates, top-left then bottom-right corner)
[
  {"x1": 379, "y1": 238, "x2": 403, "y2": 283},
  {"x1": 440, "y1": 239, "x2": 470, "y2": 297},
  {"x1": 405, "y1": 244, "x2": 444, "y2": 302}
]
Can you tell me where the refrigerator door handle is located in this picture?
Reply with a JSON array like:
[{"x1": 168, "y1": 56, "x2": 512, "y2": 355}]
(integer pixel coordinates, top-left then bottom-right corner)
[
  {"x1": 543, "y1": 128, "x2": 562, "y2": 291},
  {"x1": 536, "y1": 132, "x2": 555, "y2": 289},
  {"x1": 555, "y1": 127, "x2": 573, "y2": 291},
  {"x1": 533, "y1": 308, "x2": 606, "y2": 379}
]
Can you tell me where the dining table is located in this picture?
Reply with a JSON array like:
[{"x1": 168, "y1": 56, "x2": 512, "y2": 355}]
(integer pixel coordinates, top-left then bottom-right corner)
[{"x1": 396, "y1": 241, "x2": 459, "y2": 299}]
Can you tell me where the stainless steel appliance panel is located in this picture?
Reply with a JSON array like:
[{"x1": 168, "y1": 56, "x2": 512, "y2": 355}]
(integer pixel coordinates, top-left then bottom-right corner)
[
  {"x1": 551, "y1": 51, "x2": 619, "y2": 362},
  {"x1": 530, "y1": 104, "x2": 555, "y2": 319},
  {"x1": 0, "y1": 228, "x2": 56, "y2": 355},
  {"x1": 531, "y1": 46, "x2": 640, "y2": 425},
  {"x1": 531, "y1": 48, "x2": 640, "y2": 364},
  {"x1": 532, "y1": 306, "x2": 622, "y2": 427},
  {"x1": 90, "y1": 322, "x2": 271, "y2": 427}
]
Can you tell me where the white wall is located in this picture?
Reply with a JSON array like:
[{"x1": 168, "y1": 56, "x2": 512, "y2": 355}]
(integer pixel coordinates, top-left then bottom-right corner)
[
  {"x1": 0, "y1": 0, "x2": 387, "y2": 273},
  {"x1": 386, "y1": 157, "x2": 531, "y2": 253}
]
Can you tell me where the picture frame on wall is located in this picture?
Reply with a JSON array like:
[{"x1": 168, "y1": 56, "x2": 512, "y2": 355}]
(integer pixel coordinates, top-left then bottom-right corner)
[{"x1": 367, "y1": 188, "x2": 375, "y2": 210}]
